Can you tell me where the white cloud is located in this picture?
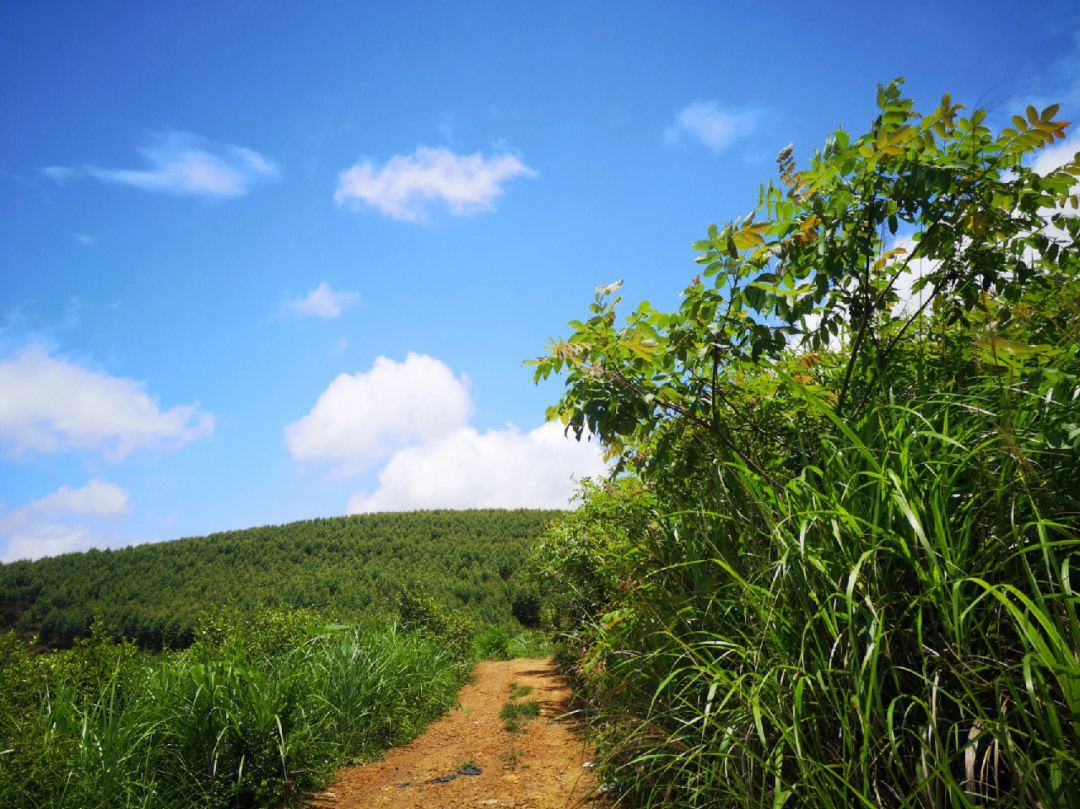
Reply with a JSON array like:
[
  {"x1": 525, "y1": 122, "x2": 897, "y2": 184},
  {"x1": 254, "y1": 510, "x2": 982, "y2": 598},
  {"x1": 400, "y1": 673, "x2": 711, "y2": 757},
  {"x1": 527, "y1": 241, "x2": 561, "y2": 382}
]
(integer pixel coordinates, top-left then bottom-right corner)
[
  {"x1": 1031, "y1": 133, "x2": 1080, "y2": 198},
  {"x1": 888, "y1": 236, "x2": 938, "y2": 317},
  {"x1": 41, "y1": 166, "x2": 77, "y2": 185},
  {"x1": 334, "y1": 145, "x2": 536, "y2": 222},
  {"x1": 348, "y1": 420, "x2": 606, "y2": 512},
  {"x1": 289, "y1": 353, "x2": 608, "y2": 510},
  {"x1": 0, "y1": 344, "x2": 214, "y2": 462},
  {"x1": 24, "y1": 478, "x2": 129, "y2": 517},
  {"x1": 665, "y1": 101, "x2": 760, "y2": 151},
  {"x1": 44, "y1": 131, "x2": 279, "y2": 197},
  {"x1": 0, "y1": 479, "x2": 131, "y2": 562},
  {"x1": 284, "y1": 352, "x2": 473, "y2": 476},
  {"x1": 74, "y1": 233, "x2": 94, "y2": 247},
  {"x1": 284, "y1": 281, "x2": 359, "y2": 319}
]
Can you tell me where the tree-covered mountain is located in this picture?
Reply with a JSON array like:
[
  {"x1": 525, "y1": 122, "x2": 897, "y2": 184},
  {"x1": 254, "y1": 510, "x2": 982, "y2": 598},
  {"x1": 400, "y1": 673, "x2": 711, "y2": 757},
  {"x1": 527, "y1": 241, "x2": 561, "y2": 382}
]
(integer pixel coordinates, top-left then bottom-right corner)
[{"x1": 0, "y1": 509, "x2": 560, "y2": 648}]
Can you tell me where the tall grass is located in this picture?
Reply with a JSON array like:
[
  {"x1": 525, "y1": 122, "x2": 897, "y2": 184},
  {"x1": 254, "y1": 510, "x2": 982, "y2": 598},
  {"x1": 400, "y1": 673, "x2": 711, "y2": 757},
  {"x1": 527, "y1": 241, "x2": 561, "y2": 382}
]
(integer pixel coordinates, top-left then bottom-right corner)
[
  {"x1": 558, "y1": 391, "x2": 1079, "y2": 807},
  {"x1": 0, "y1": 617, "x2": 467, "y2": 808},
  {"x1": 473, "y1": 624, "x2": 552, "y2": 660}
]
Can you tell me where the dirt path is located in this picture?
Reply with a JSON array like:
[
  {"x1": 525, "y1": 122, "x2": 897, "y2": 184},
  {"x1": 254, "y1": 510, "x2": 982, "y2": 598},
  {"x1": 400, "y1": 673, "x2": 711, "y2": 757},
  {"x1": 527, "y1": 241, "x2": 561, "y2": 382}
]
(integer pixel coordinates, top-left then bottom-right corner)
[{"x1": 308, "y1": 657, "x2": 605, "y2": 809}]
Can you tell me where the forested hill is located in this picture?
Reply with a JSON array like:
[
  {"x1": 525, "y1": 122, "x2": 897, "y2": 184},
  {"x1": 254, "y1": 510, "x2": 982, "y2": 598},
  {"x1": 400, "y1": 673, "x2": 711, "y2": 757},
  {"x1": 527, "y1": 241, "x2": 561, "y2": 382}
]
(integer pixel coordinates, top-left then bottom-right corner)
[{"x1": 0, "y1": 509, "x2": 560, "y2": 649}]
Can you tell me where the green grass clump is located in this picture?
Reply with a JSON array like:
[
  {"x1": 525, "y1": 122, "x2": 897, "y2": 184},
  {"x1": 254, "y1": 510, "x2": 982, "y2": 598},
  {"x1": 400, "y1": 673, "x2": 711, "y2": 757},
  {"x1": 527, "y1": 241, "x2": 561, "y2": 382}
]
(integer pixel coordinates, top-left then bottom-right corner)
[
  {"x1": 509, "y1": 683, "x2": 533, "y2": 699},
  {"x1": 547, "y1": 394, "x2": 1079, "y2": 807},
  {"x1": 501, "y1": 680, "x2": 541, "y2": 738},
  {"x1": 501, "y1": 697, "x2": 541, "y2": 735},
  {"x1": 0, "y1": 609, "x2": 469, "y2": 808},
  {"x1": 474, "y1": 624, "x2": 552, "y2": 660},
  {"x1": 505, "y1": 629, "x2": 551, "y2": 659}
]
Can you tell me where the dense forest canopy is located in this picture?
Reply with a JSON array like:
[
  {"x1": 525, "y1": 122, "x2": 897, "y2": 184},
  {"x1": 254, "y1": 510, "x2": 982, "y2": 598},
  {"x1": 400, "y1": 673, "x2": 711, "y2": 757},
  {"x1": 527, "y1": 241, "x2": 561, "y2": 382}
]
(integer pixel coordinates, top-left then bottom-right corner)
[{"x1": 0, "y1": 509, "x2": 559, "y2": 648}]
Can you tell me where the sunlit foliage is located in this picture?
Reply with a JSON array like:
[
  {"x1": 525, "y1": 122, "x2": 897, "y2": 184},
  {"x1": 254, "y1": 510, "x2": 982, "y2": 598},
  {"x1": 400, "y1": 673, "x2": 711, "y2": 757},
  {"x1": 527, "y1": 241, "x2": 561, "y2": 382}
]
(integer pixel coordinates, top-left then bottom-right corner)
[
  {"x1": 533, "y1": 81, "x2": 1079, "y2": 807},
  {"x1": 0, "y1": 509, "x2": 559, "y2": 649}
]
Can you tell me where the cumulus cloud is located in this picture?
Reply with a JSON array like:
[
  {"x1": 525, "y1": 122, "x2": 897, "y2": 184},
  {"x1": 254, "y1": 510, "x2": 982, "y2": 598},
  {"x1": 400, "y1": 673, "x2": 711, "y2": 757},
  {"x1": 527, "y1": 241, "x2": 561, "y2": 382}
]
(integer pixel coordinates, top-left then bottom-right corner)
[
  {"x1": 664, "y1": 101, "x2": 760, "y2": 151},
  {"x1": 284, "y1": 352, "x2": 472, "y2": 476},
  {"x1": 1030, "y1": 134, "x2": 1080, "y2": 175},
  {"x1": 348, "y1": 421, "x2": 606, "y2": 513},
  {"x1": 0, "y1": 479, "x2": 131, "y2": 562},
  {"x1": 43, "y1": 131, "x2": 279, "y2": 197},
  {"x1": 0, "y1": 344, "x2": 214, "y2": 462},
  {"x1": 334, "y1": 146, "x2": 536, "y2": 222},
  {"x1": 288, "y1": 353, "x2": 608, "y2": 509},
  {"x1": 283, "y1": 281, "x2": 360, "y2": 319}
]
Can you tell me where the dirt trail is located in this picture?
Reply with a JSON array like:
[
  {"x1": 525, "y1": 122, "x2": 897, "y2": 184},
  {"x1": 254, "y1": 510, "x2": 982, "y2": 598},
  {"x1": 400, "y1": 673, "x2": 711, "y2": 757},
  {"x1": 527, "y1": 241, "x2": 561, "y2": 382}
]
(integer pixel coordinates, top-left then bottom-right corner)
[{"x1": 308, "y1": 657, "x2": 605, "y2": 809}]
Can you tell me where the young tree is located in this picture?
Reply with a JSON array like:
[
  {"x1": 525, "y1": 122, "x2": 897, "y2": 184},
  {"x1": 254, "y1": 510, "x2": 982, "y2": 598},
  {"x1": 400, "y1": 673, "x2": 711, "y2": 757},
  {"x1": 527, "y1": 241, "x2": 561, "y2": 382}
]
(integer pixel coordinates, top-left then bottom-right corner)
[
  {"x1": 531, "y1": 79, "x2": 1079, "y2": 477},
  {"x1": 531, "y1": 81, "x2": 1080, "y2": 807}
]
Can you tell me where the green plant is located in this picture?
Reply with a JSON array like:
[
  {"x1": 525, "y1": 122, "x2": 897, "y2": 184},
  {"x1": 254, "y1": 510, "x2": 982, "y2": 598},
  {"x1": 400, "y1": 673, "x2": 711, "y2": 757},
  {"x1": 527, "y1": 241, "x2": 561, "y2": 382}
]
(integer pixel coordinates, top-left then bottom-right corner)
[
  {"x1": 533, "y1": 81, "x2": 1079, "y2": 808},
  {"x1": 500, "y1": 699, "x2": 541, "y2": 732},
  {"x1": 500, "y1": 679, "x2": 542, "y2": 771},
  {"x1": 0, "y1": 510, "x2": 558, "y2": 650},
  {"x1": 501, "y1": 679, "x2": 542, "y2": 737},
  {"x1": 0, "y1": 615, "x2": 468, "y2": 809},
  {"x1": 509, "y1": 683, "x2": 533, "y2": 699},
  {"x1": 511, "y1": 590, "x2": 542, "y2": 628}
]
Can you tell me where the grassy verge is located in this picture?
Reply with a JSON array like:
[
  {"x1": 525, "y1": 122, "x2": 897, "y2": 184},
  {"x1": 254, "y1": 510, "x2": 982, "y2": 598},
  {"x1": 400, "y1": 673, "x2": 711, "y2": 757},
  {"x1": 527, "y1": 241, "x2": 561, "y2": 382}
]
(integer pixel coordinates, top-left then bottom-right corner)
[
  {"x1": 530, "y1": 83, "x2": 1079, "y2": 807},
  {"x1": 542, "y1": 396, "x2": 1080, "y2": 807},
  {"x1": 0, "y1": 602, "x2": 556, "y2": 809},
  {"x1": 0, "y1": 610, "x2": 468, "y2": 808},
  {"x1": 474, "y1": 625, "x2": 551, "y2": 661}
]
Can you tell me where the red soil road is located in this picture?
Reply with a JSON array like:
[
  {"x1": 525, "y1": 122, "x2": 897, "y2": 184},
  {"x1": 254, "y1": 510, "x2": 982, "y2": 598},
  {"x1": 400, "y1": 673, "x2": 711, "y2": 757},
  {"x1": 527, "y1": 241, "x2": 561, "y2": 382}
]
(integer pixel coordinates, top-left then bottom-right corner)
[{"x1": 307, "y1": 657, "x2": 607, "y2": 809}]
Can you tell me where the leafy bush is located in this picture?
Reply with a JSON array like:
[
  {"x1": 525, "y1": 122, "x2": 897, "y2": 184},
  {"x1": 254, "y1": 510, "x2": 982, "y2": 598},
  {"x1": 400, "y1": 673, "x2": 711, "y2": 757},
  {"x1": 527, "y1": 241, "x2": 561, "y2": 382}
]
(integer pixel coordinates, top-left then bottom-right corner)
[
  {"x1": 534, "y1": 82, "x2": 1080, "y2": 807},
  {"x1": 510, "y1": 589, "x2": 541, "y2": 627},
  {"x1": 394, "y1": 582, "x2": 475, "y2": 663},
  {"x1": 473, "y1": 624, "x2": 552, "y2": 660}
]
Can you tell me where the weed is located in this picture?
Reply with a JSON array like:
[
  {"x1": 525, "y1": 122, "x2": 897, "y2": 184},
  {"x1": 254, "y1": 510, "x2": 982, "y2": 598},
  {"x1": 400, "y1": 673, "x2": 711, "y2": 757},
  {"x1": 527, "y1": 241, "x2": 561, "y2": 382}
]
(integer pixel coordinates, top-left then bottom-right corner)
[
  {"x1": 0, "y1": 616, "x2": 470, "y2": 808},
  {"x1": 501, "y1": 699, "x2": 541, "y2": 734},
  {"x1": 508, "y1": 682, "x2": 533, "y2": 699}
]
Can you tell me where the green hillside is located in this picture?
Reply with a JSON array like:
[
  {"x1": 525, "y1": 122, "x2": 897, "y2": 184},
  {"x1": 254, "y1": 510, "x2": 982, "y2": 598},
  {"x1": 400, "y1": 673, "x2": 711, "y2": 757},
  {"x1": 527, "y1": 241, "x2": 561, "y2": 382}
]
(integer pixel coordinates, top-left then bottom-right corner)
[{"x1": 0, "y1": 509, "x2": 560, "y2": 648}]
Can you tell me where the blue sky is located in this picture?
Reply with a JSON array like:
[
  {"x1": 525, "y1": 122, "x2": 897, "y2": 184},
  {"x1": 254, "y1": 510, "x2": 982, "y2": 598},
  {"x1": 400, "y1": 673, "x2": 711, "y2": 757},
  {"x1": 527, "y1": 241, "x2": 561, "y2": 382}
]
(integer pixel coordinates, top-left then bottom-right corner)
[{"x1": 2, "y1": 1, "x2": 1079, "y2": 561}]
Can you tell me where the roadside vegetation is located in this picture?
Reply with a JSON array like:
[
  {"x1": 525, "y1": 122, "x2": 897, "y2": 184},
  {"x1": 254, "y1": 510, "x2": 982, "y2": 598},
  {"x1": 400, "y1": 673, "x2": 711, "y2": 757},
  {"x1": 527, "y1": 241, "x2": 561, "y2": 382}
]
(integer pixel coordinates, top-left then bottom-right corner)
[
  {"x1": 0, "y1": 610, "x2": 462, "y2": 808},
  {"x1": 0, "y1": 602, "x2": 546, "y2": 808},
  {"x1": 532, "y1": 81, "x2": 1080, "y2": 807},
  {"x1": 0, "y1": 511, "x2": 553, "y2": 807}
]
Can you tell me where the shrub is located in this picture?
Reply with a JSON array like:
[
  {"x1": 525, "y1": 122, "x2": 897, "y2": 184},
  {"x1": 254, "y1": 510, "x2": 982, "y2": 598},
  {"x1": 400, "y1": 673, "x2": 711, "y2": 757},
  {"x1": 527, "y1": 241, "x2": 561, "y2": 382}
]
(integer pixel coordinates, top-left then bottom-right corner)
[{"x1": 533, "y1": 82, "x2": 1080, "y2": 807}]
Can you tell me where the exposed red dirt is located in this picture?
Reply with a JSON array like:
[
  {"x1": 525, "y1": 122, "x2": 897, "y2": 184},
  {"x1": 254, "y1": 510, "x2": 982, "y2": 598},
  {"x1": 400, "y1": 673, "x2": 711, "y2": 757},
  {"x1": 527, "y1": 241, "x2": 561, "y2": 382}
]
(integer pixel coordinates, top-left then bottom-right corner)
[{"x1": 307, "y1": 657, "x2": 606, "y2": 809}]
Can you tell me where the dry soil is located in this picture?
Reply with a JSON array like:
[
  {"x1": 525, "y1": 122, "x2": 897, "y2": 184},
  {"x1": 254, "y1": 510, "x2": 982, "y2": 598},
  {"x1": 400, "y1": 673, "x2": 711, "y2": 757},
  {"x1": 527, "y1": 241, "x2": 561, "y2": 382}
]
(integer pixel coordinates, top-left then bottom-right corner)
[{"x1": 307, "y1": 657, "x2": 607, "y2": 809}]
